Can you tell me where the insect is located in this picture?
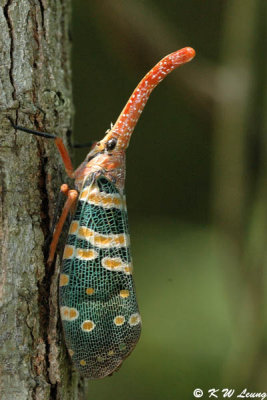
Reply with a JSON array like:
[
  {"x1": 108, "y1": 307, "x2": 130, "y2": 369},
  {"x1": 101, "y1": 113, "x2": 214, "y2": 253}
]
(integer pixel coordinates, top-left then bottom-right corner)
[{"x1": 12, "y1": 47, "x2": 195, "y2": 379}]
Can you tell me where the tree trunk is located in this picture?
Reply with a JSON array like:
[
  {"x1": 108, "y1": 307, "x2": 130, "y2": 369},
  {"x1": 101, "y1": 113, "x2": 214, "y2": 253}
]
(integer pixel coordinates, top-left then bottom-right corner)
[{"x1": 0, "y1": 1, "x2": 84, "y2": 398}]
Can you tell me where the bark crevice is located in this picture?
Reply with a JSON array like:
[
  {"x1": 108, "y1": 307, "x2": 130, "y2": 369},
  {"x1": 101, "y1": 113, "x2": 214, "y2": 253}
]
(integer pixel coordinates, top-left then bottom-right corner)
[{"x1": 3, "y1": 0, "x2": 16, "y2": 101}]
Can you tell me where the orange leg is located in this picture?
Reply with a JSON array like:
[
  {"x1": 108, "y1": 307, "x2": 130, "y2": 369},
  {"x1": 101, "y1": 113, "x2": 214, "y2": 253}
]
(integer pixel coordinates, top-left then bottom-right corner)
[
  {"x1": 60, "y1": 183, "x2": 69, "y2": 197},
  {"x1": 48, "y1": 186, "x2": 78, "y2": 265},
  {"x1": 60, "y1": 184, "x2": 77, "y2": 214},
  {"x1": 54, "y1": 137, "x2": 74, "y2": 178},
  {"x1": 9, "y1": 121, "x2": 79, "y2": 262},
  {"x1": 9, "y1": 120, "x2": 75, "y2": 179}
]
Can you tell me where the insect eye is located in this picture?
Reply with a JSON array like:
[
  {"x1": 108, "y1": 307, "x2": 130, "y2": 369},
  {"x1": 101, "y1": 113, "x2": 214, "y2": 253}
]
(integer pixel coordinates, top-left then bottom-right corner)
[{"x1": 106, "y1": 138, "x2": 117, "y2": 151}]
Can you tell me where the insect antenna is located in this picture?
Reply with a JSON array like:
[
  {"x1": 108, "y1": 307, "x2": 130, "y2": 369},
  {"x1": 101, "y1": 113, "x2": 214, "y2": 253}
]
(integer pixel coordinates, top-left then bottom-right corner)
[
  {"x1": 8, "y1": 117, "x2": 74, "y2": 177},
  {"x1": 9, "y1": 118, "x2": 94, "y2": 149},
  {"x1": 8, "y1": 118, "x2": 57, "y2": 139},
  {"x1": 71, "y1": 142, "x2": 94, "y2": 149}
]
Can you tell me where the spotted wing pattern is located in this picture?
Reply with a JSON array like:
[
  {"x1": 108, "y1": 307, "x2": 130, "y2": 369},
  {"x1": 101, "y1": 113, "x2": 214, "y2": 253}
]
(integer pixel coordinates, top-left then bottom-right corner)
[{"x1": 59, "y1": 176, "x2": 141, "y2": 379}]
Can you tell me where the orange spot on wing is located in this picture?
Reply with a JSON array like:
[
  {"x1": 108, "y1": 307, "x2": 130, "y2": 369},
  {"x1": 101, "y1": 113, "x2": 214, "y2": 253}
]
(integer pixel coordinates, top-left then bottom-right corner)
[
  {"x1": 86, "y1": 287, "x2": 95, "y2": 295},
  {"x1": 59, "y1": 274, "x2": 69, "y2": 287},
  {"x1": 113, "y1": 197, "x2": 121, "y2": 206},
  {"x1": 114, "y1": 235, "x2": 126, "y2": 245},
  {"x1": 96, "y1": 234, "x2": 126, "y2": 247},
  {"x1": 114, "y1": 316, "x2": 125, "y2": 326},
  {"x1": 78, "y1": 226, "x2": 94, "y2": 238},
  {"x1": 119, "y1": 289, "x2": 130, "y2": 298},
  {"x1": 85, "y1": 189, "x2": 123, "y2": 208},
  {"x1": 80, "y1": 188, "x2": 89, "y2": 199},
  {"x1": 60, "y1": 306, "x2": 79, "y2": 321},
  {"x1": 63, "y1": 309, "x2": 69, "y2": 317},
  {"x1": 129, "y1": 313, "x2": 141, "y2": 326},
  {"x1": 76, "y1": 248, "x2": 97, "y2": 260},
  {"x1": 88, "y1": 193, "x2": 101, "y2": 204},
  {"x1": 102, "y1": 257, "x2": 132, "y2": 274},
  {"x1": 124, "y1": 265, "x2": 133, "y2": 274},
  {"x1": 104, "y1": 259, "x2": 122, "y2": 269},
  {"x1": 69, "y1": 221, "x2": 79, "y2": 234},
  {"x1": 80, "y1": 359, "x2": 86, "y2": 366},
  {"x1": 63, "y1": 245, "x2": 74, "y2": 259},
  {"x1": 101, "y1": 196, "x2": 112, "y2": 205},
  {"x1": 81, "y1": 320, "x2": 95, "y2": 332},
  {"x1": 94, "y1": 235, "x2": 113, "y2": 246},
  {"x1": 69, "y1": 308, "x2": 78, "y2": 319}
]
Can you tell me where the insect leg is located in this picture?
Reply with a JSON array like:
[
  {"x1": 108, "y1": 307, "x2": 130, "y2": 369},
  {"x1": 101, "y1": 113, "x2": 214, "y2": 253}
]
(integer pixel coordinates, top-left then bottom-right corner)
[
  {"x1": 48, "y1": 186, "x2": 78, "y2": 265},
  {"x1": 45, "y1": 183, "x2": 74, "y2": 244},
  {"x1": 9, "y1": 118, "x2": 74, "y2": 178},
  {"x1": 60, "y1": 184, "x2": 77, "y2": 214},
  {"x1": 44, "y1": 184, "x2": 68, "y2": 250}
]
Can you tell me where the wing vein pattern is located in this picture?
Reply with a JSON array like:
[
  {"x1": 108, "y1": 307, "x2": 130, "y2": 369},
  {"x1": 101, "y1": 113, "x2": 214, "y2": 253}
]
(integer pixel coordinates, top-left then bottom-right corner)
[{"x1": 59, "y1": 176, "x2": 141, "y2": 379}]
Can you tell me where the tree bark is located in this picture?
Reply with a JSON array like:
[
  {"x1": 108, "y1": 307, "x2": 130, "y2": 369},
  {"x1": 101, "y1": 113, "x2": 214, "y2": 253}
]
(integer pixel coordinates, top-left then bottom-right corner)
[{"x1": 0, "y1": 1, "x2": 84, "y2": 398}]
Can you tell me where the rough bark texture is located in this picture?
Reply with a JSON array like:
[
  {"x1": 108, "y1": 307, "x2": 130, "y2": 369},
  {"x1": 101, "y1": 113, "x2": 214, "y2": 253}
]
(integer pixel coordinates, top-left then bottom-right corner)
[{"x1": 0, "y1": 1, "x2": 84, "y2": 398}]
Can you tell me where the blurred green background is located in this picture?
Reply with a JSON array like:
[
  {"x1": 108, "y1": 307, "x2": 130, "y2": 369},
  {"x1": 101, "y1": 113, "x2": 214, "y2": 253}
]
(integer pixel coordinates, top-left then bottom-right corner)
[{"x1": 71, "y1": 1, "x2": 267, "y2": 398}]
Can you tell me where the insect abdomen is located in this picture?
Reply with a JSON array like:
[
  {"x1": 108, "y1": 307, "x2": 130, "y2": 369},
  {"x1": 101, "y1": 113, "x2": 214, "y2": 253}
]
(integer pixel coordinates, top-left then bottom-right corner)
[{"x1": 59, "y1": 176, "x2": 141, "y2": 379}]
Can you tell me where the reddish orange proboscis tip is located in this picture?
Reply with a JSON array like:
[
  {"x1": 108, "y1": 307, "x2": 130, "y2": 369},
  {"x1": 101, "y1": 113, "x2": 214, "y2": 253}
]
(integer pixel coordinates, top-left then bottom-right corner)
[{"x1": 106, "y1": 46, "x2": 196, "y2": 150}]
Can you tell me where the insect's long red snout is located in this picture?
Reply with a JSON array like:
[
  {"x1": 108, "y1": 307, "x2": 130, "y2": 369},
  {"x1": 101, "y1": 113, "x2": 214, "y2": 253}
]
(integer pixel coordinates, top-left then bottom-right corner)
[
  {"x1": 75, "y1": 47, "x2": 195, "y2": 190},
  {"x1": 105, "y1": 47, "x2": 196, "y2": 150}
]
